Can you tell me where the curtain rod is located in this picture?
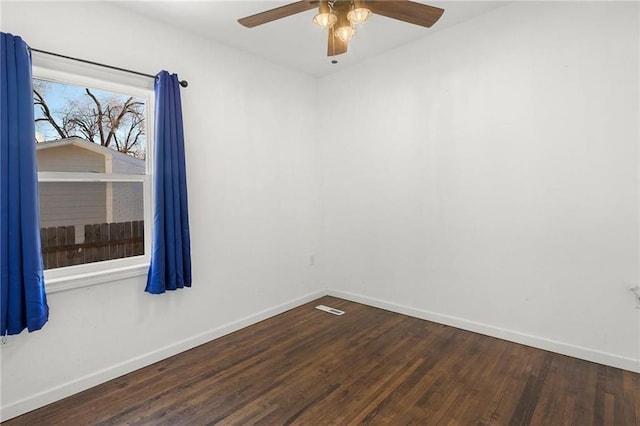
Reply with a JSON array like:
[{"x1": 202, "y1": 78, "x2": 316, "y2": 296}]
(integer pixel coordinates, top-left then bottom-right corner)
[{"x1": 29, "y1": 48, "x2": 189, "y2": 88}]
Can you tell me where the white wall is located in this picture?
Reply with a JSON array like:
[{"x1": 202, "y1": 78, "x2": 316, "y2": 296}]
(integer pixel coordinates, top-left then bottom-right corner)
[
  {"x1": 319, "y1": 1, "x2": 639, "y2": 371},
  {"x1": 1, "y1": 1, "x2": 322, "y2": 420}
]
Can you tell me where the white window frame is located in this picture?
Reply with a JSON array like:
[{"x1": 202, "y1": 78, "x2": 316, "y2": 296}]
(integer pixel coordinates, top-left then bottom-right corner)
[{"x1": 32, "y1": 65, "x2": 154, "y2": 293}]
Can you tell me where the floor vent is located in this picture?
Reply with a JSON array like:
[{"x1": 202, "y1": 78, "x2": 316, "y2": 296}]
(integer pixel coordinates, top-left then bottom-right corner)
[{"x1": 315, "y1": 305, "x2": 345, "y2": 316}]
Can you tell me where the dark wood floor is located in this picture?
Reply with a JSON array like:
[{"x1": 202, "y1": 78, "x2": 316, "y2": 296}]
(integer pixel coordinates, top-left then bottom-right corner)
[{"x1": 4, "y1": 296, "x2": 639, "y2": 425}]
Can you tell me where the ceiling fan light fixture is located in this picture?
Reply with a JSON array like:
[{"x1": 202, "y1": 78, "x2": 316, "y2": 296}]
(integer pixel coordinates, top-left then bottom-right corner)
[
  {"x1": 334, "y1": 25, "x2": 356, "y2": 42},
  {"x1": 347, "y1": 7, "x2": 371, "y2": 25},
  {"x1": 313, "y1": 12, "x2": 337, "y2": 29},
  {"x1": 334, "y1": 4, "x2": 356, "y2": 43},
  {"x1": 313, "y1": 0, "x2": 337, "y2": 29}
]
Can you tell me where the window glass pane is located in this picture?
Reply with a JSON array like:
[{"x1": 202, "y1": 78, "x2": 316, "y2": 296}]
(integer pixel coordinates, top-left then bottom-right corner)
[
  {"x1": 39, "y1": 182, "x2": 145, "y2": 269},
  {"x1": 33, "y1": 78, "x2": 146, "y2": 173}
]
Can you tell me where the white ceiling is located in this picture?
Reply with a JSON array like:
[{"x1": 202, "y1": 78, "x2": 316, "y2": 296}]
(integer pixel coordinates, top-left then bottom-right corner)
[{"x1": 117, "y1": 1, "x2": 509, "y2": 77}]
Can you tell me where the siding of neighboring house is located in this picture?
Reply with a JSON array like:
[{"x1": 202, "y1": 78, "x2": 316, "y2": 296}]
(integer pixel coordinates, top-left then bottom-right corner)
[
  {"x1": 109, "y1": 151, "x2": 145, "y2": 223},
  {"x1": 38, "y1": 182, "x2": 107, "y2": 228},
  {"x1": 37, "y1": 145, "x2": 106, "y2": 228},
  {"x1": 36, "y1": 139, "x2": 145, "y2": 228},
  {"x1": 110, "y1": 182, "x2": 144, "y2": 223},
  {"x1": 111, "y1": 153, "x2": 145, "y2": 174},
  {"x1": 36, "y1": 144, "x2": 105, "y2": 173}
]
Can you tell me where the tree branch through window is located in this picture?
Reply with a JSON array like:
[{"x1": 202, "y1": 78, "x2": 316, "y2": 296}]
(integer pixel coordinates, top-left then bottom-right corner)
[{"x1": 33, "y1": 81, "x2": 146, "y2": 159}]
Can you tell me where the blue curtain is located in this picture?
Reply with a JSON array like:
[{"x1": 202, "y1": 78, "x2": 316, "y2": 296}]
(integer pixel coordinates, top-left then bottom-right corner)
[
  {"x1": 0, "y1": 33, "x2": 49, "y2": 334},
  {"x1": 146, "y1": 71, "x2": 192, "y2": 294}
]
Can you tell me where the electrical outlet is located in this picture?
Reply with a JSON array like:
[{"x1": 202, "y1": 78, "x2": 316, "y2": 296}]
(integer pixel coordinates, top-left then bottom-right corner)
[{"x1": 0, "y1": 335, "x2": 12, "y2": 348}]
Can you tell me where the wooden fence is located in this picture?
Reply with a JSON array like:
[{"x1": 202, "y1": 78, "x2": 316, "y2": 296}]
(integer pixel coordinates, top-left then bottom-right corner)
[{"x1": 40, "y1": 220, "x2": 144, "y2": 269}]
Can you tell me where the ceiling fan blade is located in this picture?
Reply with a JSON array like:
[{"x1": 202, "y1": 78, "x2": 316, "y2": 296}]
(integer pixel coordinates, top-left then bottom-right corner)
[
  {"x1": 327, "y1": 30, "x2": 348, "y2": 56},
  {"x1": 364, "y1": 0, "x2": 444, "y2": 28},
  {"x1": 238, "y1": 1, "x2": 319, "y2": 28}
]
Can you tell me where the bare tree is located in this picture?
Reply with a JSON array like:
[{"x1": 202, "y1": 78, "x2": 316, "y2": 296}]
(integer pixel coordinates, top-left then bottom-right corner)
[
  {"x1": 34, "y1": 88, "x2": 67, "y2": 140},
  {"x1": 33, "y1": 85, "x2": 146, "y2": 159}
]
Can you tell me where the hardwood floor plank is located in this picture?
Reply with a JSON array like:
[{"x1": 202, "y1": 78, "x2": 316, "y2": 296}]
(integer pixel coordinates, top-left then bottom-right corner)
[
  {"x1": 351, "y1": 357, "x2": 425, "y2": 423},
  {"x1": 593, "y1": 364, "x2": 608, "y2": 425},
  {"x1": 510, "y1": 352, "x2": 552, "y2": 425},
  {"x1": 3, "y1": 296, "x2": 638, "y2": 425},
  {"x1": 571, "y1": 356, "x2": 598, "y2": 425},
  {"x1": 622, "y1": 370, "x2": 640, "y2": 426}
]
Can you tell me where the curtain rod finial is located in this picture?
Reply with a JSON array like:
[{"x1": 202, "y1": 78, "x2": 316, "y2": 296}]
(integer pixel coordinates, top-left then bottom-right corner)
[{"x1": 180, "y1": 80, "x2": 188, "y2": 88}]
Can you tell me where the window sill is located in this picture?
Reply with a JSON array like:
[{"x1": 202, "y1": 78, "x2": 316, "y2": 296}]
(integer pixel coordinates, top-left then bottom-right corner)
[{"x1": 45, "y1": 264, "x2": 149, "y2": 294}]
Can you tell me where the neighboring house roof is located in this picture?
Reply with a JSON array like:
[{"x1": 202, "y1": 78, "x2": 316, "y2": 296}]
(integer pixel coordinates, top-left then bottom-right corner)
[{"x1": 36, "y1": 137, "x2": 144, "y2": 169}]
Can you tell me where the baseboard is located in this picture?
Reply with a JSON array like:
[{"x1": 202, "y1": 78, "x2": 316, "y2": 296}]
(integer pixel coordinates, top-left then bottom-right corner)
[
  {"x1": 0, "y1": 289, "x2": 326, "y2": 422},
  {"x1": 327, "y1": 288, "x2": 640, "y2": 373}
]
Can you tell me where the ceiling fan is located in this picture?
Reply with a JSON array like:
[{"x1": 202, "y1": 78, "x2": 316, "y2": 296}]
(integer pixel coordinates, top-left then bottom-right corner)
[{"x1": 238, "y1": 1, "x2": 444, "y2": 59}]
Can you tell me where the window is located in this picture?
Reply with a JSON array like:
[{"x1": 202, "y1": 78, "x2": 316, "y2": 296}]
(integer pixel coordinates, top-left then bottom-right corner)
[{"x1": 32, "y1": 66, "x2": 154, "y2": 291}]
